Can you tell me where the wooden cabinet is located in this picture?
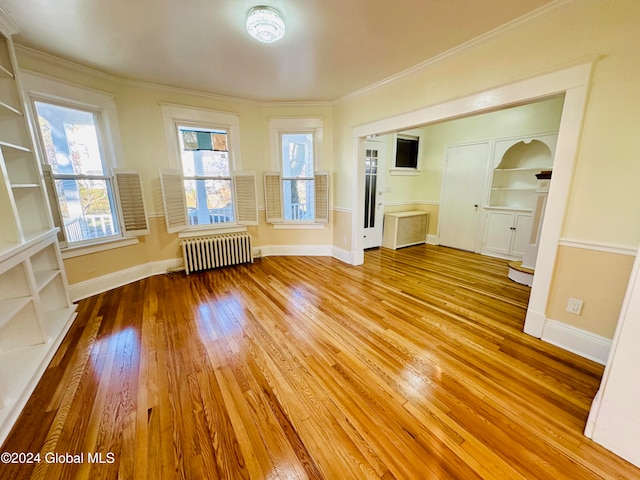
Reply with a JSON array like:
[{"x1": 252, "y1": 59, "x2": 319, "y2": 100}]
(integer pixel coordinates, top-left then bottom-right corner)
[
  {"x1": 0, "y1": 15, "x2": 76, "y2": 444},
  {"x1": 482, "y1": 208, "x2": 532, "y2": 259}
]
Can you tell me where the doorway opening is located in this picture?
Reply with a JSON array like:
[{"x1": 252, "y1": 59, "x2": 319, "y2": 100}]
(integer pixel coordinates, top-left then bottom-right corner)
[{"x1": 351, "y1": 63, "x2": 593, "y2": 339}]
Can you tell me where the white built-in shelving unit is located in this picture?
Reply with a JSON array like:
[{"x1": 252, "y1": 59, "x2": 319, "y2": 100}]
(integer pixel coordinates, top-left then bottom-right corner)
[
  {"x1": 0, "y1": 12, "x2": 76, "y2": 445},
  {"x1": 482, "y1": 134, "x2": 557, "y2": 260}
]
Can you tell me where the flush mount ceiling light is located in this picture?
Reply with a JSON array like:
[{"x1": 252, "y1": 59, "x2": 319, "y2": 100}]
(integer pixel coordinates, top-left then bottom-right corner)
[{"x1": 246, "y1": 6, "x2": 285, "y2": 43}]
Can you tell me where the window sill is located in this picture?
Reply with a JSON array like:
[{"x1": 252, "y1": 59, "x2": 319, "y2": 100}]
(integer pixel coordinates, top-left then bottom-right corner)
[
  {"x1": 390, "y1": 168, "x2": 422, "y2": 176},
  {"x1": 178, "y1": 225, "x2": 248, "y2": 238},
  {"x1": 273, "y1": 223, "x2": 326, "y2": 230},
  {"x1": 61, "y1": 236, "x2": 139, "y2": 259}
]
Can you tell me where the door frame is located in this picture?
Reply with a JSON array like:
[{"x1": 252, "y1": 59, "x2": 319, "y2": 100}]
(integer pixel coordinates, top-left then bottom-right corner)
[
  {"x1": 351, "y1": 62, "x2": 593, "y2": 339},
  {"x1": 363, "y1": 138, "x2": 387, "y2": 248}
]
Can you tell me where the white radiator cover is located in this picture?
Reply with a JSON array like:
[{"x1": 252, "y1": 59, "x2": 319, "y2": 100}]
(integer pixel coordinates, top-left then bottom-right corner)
[
  {"x1": 382, "y1": 211, "x2": 429, "y2": 250},
  {"x1": 181, "y1": 233, "x2": 253, "y2": 274}
]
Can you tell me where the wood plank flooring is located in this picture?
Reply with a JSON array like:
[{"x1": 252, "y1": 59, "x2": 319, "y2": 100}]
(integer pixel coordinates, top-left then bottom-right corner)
[{"x1": 2, "y1": 245, "x2": 639, "y2": 479}]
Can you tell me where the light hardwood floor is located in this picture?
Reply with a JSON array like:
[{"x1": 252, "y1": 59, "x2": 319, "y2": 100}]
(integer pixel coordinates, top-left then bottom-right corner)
[{"x1": 2, "y1": 245, "x2": 639, "y2": 479}]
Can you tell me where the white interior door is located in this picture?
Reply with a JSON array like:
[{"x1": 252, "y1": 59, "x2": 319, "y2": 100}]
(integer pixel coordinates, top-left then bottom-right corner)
[
  {"x1": 439, "y1": 142, "x2": 490, "y2": 252},
  {"x1": 363, "y1": 139, "x2": 387, "y2": 249}
]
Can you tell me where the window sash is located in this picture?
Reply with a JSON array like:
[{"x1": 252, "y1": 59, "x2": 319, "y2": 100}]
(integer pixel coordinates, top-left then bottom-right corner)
[
  {"x1": 279, "y1": 131, "x2": 316, "y2": 222},
  {"x1": 183, "y1": 178, "x2": 235, "y2": 225},
  {"x1": 51, "y1": 174, "x2": 111, "y2": 181},
  {"x1": 160, "y1": 169, "x2": 257, "y2": 233},
  {"x1": 177, "y1": 125, "x2": 235, "y2": 227},
  {"x1": 280, "y1": 131, "x2": 315, "y2": 177},
  {"x1": 33, "y1": 100, "x2": 111, "y2": 176},
  {"x1": 282, "y1": 176, "x2": 314, "y2": 181},
  {"x1": 52, "y1": 177, "x2": 121, "y2": 244},
  {"x1": 183, "y1": 175, "x2": 232, "y2": 181},
  {"x1": 263, "y1": 171, "x2": 328, "y2": 225}
]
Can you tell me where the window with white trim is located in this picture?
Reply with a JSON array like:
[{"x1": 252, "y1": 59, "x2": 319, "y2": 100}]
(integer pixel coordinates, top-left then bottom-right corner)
[
  {"x1": 395, "y1": 134, "x2": 419, "y2": 169},
  {"x1": 265, "y1": 118, "x2": 329, "y2": 225},
  {"x1": 24, "y1": 73, "x2": 148, "y2": 248},
  {"x1": 178, "y1": 126, "x2": 235, "y2": 225},
  {"x1": 160, "y1": 105, "x2": 257, "y2": 234},
  {"x1": 390, "y1": 129, "x2": 424, "y2": 176}
]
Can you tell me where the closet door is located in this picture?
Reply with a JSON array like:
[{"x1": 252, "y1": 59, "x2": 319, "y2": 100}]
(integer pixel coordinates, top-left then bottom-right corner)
[{"x1": 438, "y1": 142, "x2": 490, "y2": 252}]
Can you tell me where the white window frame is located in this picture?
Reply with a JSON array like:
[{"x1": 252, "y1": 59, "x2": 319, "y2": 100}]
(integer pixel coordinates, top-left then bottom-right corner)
[
  {"x1": 268, "y1": 117, "x2": 327, "y2": 228},
  {"x1": 21, "y1": 71, "x2": 148, "y2": 256},
  {"x1": 390, "y1": 129, "x2": 424, "y2": 176},
  {"x1": 161, "y1": 104, "x2": 256, "y2": 237}
]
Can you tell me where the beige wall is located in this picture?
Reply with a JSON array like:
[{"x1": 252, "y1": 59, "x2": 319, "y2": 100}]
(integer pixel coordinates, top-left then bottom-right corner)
[
  {"x1": 332, "y1": 209, "x2": 352, "y2": 251},
  {"x1": 547, "y1": 246, "x2": 635, "y2": 338},
  {"x1": 17, "y1": 50, "x2": 335, "y2": 284}
]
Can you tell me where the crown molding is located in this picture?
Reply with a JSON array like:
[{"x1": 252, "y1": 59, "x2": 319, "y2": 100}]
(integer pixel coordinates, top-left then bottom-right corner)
[
  {"x1": 0, "y1": 6, "x2": 20, "y2": 37},
  {"x1": 15, "y1": 43, "x2": 333, "y2": 107},
  {"x1": 14, "y1": 0, "x2": 576, "y2": 106}
]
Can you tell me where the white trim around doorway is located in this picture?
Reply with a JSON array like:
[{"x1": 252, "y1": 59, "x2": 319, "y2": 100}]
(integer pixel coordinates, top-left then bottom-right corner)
[{"x1": 350, "y1": 62, "x2": 594, "y2": 340}]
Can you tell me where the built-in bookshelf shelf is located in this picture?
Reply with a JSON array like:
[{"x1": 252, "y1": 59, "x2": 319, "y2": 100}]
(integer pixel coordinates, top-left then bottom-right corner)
[
  {"x1": 0, "y1": 63, "x2": 14, "y2": 79},
  {"x1": 0, "y1": 99, "x2": 22, "y2": 115},
  {"x1": 0, "y1": 296, "x2": 32, "y2": 331},
  {"x1": 494, "y1": 167, "x2": 547, "y2": 172},
  {"x1": 0, "y1": 139, "x2": 31, "y2": 152},
  {"x1": 489, "y1": 135, "x2": 557, "y2": 210},
  {"x1": 0, "y1": 18, "x2": 77, "y2": 445}
]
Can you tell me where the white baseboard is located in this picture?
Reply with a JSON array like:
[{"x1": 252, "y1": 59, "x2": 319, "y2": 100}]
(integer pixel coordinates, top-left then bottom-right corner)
[
  {"x1": 257, "y1": 244, "x2": 333, "y2": 257},
  {"x1": 427, "y1": 234, "x2": 438, "y2": 245},
  {"x1": 69, "y1": 258, "x2": 182, "y2": 302},
  {"x1": 524, "y1": 309, "x2": 546, "y2": 337},
  {"x1": 332, "y1": 246, "x2": 355, "y2": 264},
  {"x1": 542, "y1": 319, "x2": 612, "y2": 365},
  {"x1": 584, "y1": 388, "x2": 601, "y2": 438},
  {"x1": 70, "y1": 246, "x2": 339, "y2": 301}
]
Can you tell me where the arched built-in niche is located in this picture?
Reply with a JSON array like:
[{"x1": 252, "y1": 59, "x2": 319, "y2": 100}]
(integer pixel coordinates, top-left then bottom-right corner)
[
  {"x1": 489, "y1": 135, "x2": 557, "y2": 209},
  {"x1": 481, "y1": 134, "x2": 557, "y2": 262}
]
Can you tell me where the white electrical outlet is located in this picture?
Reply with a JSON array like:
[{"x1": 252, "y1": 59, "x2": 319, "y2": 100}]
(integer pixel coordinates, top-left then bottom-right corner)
[{"x1": 566, "y1": 297, "x2": 584, "y2": 315}]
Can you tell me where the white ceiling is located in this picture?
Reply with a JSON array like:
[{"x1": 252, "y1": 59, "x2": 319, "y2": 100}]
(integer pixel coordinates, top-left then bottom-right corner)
[{"x1": 1, "y1": 0, "x2": 556, "y2": 102}]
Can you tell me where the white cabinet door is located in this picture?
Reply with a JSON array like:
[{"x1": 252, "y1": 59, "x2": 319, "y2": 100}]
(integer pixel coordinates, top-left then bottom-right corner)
[
  {"x1": 482, "y1": 210, "x2": 533, "y2": 259},
  {"x1": 511, "y1": 213, "x2": 533, "y2": 257},
  {"x1": 482, "y1": 210, "x2": 514, "y2": 256}
]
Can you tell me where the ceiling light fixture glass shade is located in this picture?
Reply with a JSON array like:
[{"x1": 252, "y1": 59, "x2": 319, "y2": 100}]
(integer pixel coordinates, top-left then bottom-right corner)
[{"x1": 246, "y1": 6, "x2": 285, "y2": 43}]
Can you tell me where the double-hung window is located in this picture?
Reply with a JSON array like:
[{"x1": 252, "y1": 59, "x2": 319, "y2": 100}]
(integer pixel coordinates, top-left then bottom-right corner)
[
  {"x1": 24, "y1": 73, "x2": 148, "y2": 249},
  {"x1": 282, "y1": 132, "x2": 315, "y2": 221},
  {"x1": 179, "y1": 126, "x2": 235, "y2": 225},
  {"x1": 160, "y1": 105, "x2": 257, "y2": 234},
  {"x1": 265, "y1": 118, "x2": 329, "y2": 225}
]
